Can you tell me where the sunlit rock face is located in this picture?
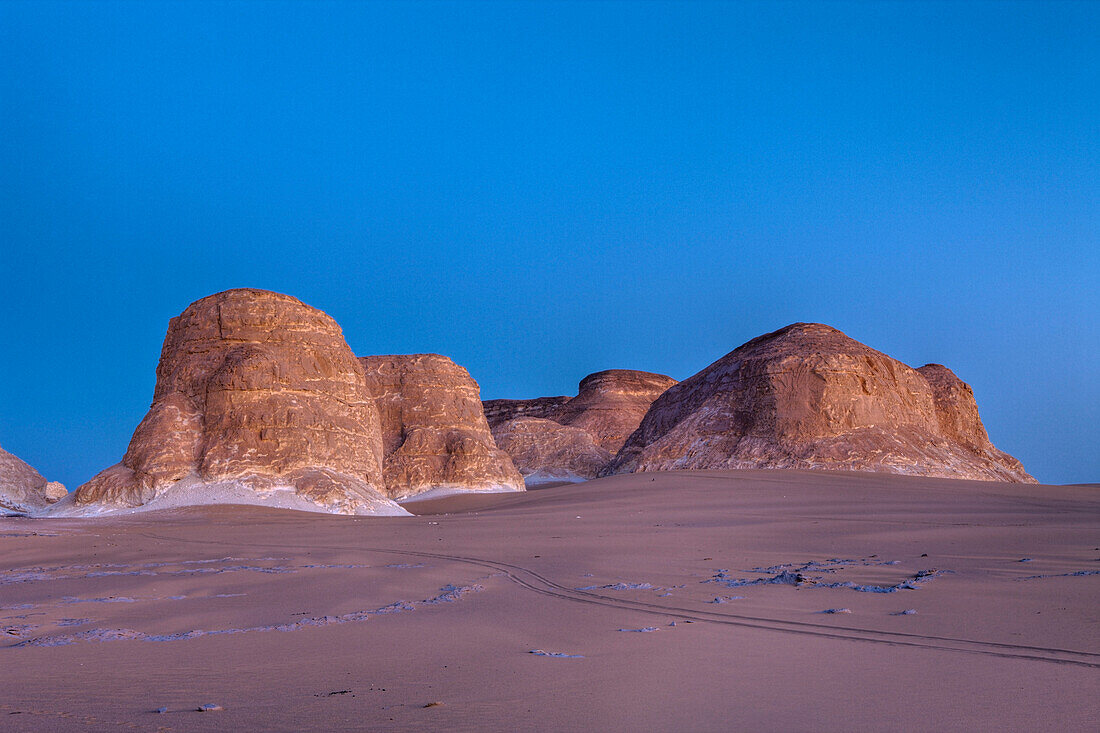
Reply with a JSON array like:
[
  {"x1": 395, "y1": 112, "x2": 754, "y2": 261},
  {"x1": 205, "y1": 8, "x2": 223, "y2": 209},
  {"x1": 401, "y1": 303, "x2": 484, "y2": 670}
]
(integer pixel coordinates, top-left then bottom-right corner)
[
  {"x1": 73, "y1": 289, "x2": 404, "y2": 515},
  {"x1": 0, "y1": 446, "x2": 66, "y2": 515},
  {"x1": 484, "y1": 370, "x2": 676, "y2": 483},
  {"x1": 606, "y1": 323, "x2": 1035, "y2": 483},
  {"x1": 359, "y1": 353, "x2": 524, "y2": 499}
]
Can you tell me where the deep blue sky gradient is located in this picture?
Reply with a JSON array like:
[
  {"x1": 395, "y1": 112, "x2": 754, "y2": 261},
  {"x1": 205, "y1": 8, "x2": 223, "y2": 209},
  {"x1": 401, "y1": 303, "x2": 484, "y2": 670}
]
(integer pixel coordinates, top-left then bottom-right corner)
[{"x1": 1, "y1": 1, "x2": 1097, "y2": 486}]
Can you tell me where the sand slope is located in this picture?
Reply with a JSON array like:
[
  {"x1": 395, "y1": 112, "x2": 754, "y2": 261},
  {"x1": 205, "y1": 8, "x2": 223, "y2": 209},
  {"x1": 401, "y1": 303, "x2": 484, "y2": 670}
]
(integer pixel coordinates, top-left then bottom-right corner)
[{"x1": 1, "y1": 470, "x2": 1097, "y2": 731}]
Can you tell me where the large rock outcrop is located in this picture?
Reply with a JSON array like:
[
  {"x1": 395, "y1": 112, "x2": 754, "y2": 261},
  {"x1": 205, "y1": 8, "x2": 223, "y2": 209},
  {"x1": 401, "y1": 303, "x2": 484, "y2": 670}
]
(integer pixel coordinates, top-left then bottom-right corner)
[
  {"x1": 71, "y1": 289, "x2": 405, "y2": 515},
  {"x1": 549, "y1": 370, "x2": 678, "y2": 453},
  {"x1": 484, "y1": 369, "x2": 676, "y2": 482},
  {"x1": 605, "y1": 323, "x2": 1034, "y2": 482},
  {"x1": 491, "y1": 417, "x2": 612, "y2": 484},
  {"x1": 1, "y1": 446, "x2": 66, "y2": 515},
  {"x1": 360, "y1": 354, "x2": 524, "y2": 499}
]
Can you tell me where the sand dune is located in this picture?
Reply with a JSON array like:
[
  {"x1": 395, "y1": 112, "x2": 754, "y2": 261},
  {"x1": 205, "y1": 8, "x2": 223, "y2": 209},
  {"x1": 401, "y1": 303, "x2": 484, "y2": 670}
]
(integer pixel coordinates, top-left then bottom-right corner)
[{"x1": 1, "y1": 469, "x2": 1096, "y2": 731}]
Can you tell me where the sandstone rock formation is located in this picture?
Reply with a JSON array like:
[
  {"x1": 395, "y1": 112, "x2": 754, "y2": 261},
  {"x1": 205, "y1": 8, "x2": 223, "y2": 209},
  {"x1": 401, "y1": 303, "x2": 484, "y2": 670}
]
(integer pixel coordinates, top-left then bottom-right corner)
[
  {"x1": 360, "y1": 353, "x2": 523, "y2": 499},
  {"x1": 485, "y1": 369, "x2": 676, "y2": 482},
  {"x1": 605, "y1": 323, "x2": 1034, "y2": 482},
  {"x1": 44, "y1": 481, "x2": 68, "y2": 503},
  {"x1": 550, "y1": 370, "x2": 678, "y2": 453},
  {"x1": 917, "y1": 364, "x2": 995, "y2": 447},
  {"x1": 0, "y1": 446, "x2": 66, "y2": 514},
  {"x1": 490, "y1": 417, "x2": 612, "y2": 484},
  {"x1": 483, "y1": 396, "x2": 571, "y2": 427},
  {"x1": 72, "y1": 289, "x2": 406, "y2": 515}
]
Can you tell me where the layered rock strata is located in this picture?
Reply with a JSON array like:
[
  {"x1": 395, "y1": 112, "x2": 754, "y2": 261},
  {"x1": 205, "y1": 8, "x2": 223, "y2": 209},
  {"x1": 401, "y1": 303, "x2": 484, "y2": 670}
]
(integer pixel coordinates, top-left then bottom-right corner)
[
  {"x1": 485, "y1": 369, "x2": 676, "y2": 482},
  {"x1": 605, "y1": 323, "x2": 1034, "y2": 482},
  {"x1": 360, "y1": 353, "x2": 524, "y2": 499},
  {"x1": 0, "y1": 446, "x2": 66, "y2": 515},
  {"x1": 482, "y1": 396, "x2": 571, "y2": 428},
  {"x1": 72, "y1": 289, "x2": 405, "y2": 515},
  {"x1": 550, "y1": 370, "x2": 679, "y2": 453}
]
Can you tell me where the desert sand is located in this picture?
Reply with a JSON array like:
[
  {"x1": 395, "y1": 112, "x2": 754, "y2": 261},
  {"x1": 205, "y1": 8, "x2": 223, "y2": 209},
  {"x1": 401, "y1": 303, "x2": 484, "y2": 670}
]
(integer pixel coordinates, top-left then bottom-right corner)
[{"x1": 1, "y1": 469, "x2": 1097, "y2": 732}]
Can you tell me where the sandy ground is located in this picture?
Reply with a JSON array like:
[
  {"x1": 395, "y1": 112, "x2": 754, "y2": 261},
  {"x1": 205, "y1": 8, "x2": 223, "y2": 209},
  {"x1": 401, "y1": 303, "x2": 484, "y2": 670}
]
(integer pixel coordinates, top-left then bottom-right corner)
[{"x1": 1, "y1": 469, "x2": 1097, "y2": 732}]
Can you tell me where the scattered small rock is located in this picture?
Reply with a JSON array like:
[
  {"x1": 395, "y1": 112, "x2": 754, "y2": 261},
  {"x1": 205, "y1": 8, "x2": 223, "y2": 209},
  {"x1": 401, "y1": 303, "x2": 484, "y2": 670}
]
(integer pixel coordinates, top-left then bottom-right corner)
[
  {"x1": 707, "y1": 595, "x2": 745, "y2": 604},
  {"x1": 892, "y1": 609, "x2": 918, "y2": 615},
  {"x1": 819, "y1": 608, "x2": 851, "y2": 614},
  {"x1": 154, "y1": 707, "x2": 168, "y2": 714},
  {"x1": 529, "y1": 649, "x2": 584, "y2": 658},
  {"x1": 196, "y1": 704, "x2": 223, "y2": 712},
  {"x1": 423, "y1": 701, "x2": 444, "y2": 708}
]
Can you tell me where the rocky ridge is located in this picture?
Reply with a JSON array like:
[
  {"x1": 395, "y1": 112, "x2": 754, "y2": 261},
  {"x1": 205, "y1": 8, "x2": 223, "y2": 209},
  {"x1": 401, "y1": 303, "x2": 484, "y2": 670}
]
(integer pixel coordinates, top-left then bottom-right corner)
[{"x1": 15, "y1": 304, "x2": 1037, "y2": 518}]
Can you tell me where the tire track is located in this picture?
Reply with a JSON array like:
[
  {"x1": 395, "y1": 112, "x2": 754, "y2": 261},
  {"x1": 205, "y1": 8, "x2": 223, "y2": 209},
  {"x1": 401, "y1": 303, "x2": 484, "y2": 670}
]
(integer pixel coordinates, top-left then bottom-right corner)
[{"x1": 135, "y1": 531, "x2": 1100, "y2": 669}]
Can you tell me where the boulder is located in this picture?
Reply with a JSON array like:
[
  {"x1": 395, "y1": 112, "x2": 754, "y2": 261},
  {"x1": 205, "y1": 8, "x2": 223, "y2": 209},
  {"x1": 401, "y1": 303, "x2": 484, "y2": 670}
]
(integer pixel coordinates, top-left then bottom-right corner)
[
  {"x1": 360, "y1": 354, "x2": 524, "y2": 499},
  {"x1": 606, "y1": 323, "x2": 1034, "y2": 482},
  {"x1": 72, "y1": 289, "x2": 405, "y2": 515},
  {"x1": 44, "y1": 481, "x2": 68, "y2": 503}
]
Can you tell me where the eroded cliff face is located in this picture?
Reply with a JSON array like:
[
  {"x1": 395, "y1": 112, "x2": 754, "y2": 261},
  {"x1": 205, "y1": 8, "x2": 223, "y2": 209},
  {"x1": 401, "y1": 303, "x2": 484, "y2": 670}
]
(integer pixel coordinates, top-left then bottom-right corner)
[
  {"x1": 484, "y1": 370, "x2": 676, "y2": 482},
  {"x1": 916, "y1": 363, "x2": 992, "y2": 448},
  {"x1": 73, "y1": 289, "x2": 403, "y2": 515},
  {"x1": 360, "y1": 354, "x2": 523, "y2": 499},
  {"x1": 0, "y1": 446, "x2": 66, "y2": 515},
  {"x1": 606, "y1": 323, "x2": 1034, "y2": 482},
  {"x1": 916, "y1": 363, "x2": 1031, "y2": 478}
]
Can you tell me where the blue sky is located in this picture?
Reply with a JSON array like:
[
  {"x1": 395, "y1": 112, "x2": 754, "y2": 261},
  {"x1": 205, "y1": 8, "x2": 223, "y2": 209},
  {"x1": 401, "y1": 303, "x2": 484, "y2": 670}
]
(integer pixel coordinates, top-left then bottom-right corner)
[{"x1": 1, "y1": 1, "x2": 1096, "y2": 485}]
